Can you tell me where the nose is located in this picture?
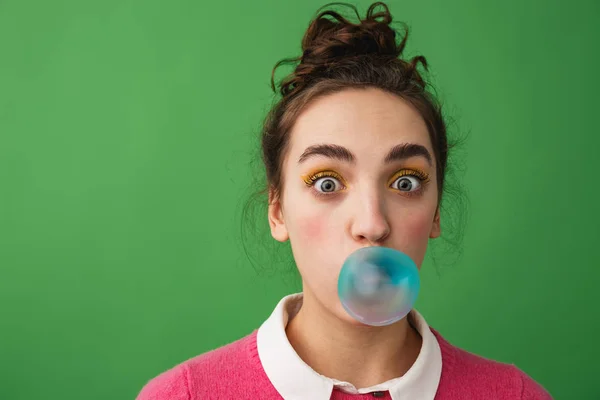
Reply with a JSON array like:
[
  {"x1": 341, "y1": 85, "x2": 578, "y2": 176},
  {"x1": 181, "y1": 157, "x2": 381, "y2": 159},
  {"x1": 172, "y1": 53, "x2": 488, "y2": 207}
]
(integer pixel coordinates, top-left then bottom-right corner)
[{"x1": 349, "y1": 192, "x2": 391, "y2": 245}]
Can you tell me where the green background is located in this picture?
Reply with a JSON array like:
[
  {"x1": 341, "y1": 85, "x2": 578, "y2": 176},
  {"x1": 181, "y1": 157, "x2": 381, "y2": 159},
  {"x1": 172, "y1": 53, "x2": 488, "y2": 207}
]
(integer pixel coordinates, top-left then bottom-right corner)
[{"x1": 1, "y1": 0, "x2": 598, "y2": 399}]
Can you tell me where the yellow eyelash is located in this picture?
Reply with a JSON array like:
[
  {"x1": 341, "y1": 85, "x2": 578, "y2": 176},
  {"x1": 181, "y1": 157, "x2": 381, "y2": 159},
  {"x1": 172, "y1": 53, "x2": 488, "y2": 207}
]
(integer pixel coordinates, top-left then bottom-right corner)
[
  {"x1": 387, "y1": 168, "x2": 431, "y2": 186},
  {"x1": 301, "y1": 170, "x2": 345, "y2": 186}
]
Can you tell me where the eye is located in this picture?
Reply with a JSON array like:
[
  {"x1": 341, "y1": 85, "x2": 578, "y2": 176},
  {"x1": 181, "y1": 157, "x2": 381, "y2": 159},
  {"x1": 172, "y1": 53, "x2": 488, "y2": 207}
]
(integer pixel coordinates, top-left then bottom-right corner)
[
  {"x1": 302, "y1": 170, "x2": 346, "y2": 195},
  {"x1": 314, "y1": 176, "x2": 343, "y2": 193},
  {"x1": 388, "y1": 169, "x2": 430, "y2": 195},
  {"x1": 390, "y1": 174, "x2": 424, "y2": 192}
]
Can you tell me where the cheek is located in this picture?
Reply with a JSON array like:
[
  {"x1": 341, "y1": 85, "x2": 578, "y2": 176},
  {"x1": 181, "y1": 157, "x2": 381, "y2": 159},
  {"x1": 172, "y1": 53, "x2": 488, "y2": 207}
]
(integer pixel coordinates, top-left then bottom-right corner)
[
  {"x1": 393, "y1": 207, "x2": 436, "y2": 266},
  {"x1": 288, "y1": 205, "x2": 340, "y2": 275},
  {"x1": 293, "y1": 210, "x2": 344, "y2": 294},
  {"x1": 403, "y1": 197, "x2": 437, "y2": 235},
  {"x1": 297, "y1": 215, "x2": 324, "y2": 241},
  {"x1": 283, "y1": 183, "x2": 326, "y2": 241},
  {"x1": 292, "y1": 208, "x2": 341, "y2": 257},
  {"x1": 405, "y1": 213, "x2": 433, "y2": 238},
  {"x1": 286, "y1": 193, "x2": 335, "y2": 244}
]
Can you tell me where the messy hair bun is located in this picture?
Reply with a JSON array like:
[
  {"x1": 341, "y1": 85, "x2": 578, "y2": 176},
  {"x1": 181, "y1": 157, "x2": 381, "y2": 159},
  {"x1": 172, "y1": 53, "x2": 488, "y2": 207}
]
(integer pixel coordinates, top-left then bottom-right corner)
[{"x1": 273, "y1": 2, "x2": 427, "y2": 97}]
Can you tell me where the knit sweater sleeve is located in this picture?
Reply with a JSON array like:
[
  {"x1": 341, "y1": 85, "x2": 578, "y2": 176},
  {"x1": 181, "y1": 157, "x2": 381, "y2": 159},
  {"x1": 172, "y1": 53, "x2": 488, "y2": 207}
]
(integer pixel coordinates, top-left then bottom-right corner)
[
  {"x1": 517, "y1": 367, "x2": 553, "y2": 400},
  {"x1": 136, "y1": 364, "x2": 191, "y2": 400}
]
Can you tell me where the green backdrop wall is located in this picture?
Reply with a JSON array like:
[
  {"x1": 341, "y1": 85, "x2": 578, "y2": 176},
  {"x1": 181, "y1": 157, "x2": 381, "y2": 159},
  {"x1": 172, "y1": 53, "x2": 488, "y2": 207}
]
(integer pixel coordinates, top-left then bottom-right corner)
[{"x1": 1, "y1": 0, "x2": 598, "y2": 399}]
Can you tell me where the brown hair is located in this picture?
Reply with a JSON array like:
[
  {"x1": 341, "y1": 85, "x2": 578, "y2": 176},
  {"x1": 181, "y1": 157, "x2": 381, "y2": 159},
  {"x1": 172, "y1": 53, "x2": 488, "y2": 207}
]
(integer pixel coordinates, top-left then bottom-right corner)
[{"x1": 241, "y1": 1, "x2": 468, "y2": 275}]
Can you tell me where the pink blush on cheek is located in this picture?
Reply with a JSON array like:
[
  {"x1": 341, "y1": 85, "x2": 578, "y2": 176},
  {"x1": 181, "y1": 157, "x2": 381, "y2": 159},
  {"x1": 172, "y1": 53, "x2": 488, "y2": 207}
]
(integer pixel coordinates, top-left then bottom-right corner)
[
  {"x1": 408, "y1": 218, "x2": 433, "y2": 239},
  {"x1": 398, "y1": 213, "x2": 436, "y2": 267},
  {"x1": 296, "y1": 214, "x2": 324, "y2": 242},
  {"x1": 399, "y1": 207, "x2": 437, "y2": 238}
]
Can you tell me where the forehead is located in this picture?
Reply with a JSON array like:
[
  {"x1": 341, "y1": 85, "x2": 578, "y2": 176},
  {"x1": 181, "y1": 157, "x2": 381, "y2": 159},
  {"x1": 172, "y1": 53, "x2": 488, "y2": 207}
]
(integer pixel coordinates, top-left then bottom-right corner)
[{"x1": 289, "y1": 88, "x2": 433, "y2": 158}]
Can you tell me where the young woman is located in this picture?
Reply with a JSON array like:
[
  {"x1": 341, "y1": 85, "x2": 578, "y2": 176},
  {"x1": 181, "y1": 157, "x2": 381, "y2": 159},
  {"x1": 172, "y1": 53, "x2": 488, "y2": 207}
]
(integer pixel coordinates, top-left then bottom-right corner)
[{"x1": 137, "y1": 2, "x2": 552, "y2": 399}]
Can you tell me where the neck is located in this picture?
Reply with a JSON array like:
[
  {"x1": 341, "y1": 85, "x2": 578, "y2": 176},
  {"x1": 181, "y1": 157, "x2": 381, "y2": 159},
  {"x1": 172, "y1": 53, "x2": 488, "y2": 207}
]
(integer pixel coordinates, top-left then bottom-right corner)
[{"x1": 285, "y1": 290, "x2": 422, "y2": 389}]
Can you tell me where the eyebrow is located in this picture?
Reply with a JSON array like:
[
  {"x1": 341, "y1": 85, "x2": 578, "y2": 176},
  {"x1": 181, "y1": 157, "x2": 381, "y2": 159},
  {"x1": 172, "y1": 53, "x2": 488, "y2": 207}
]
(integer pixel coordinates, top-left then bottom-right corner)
[{"x1": 297, "y1": 143, "x2": 433, "y2": 166}]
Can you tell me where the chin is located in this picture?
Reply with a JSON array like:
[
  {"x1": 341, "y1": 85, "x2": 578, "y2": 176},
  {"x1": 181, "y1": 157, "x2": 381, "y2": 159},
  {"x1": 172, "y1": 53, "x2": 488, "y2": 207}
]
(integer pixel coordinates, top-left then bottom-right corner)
[{"x1": 331, "y1": 300, "x2": 370, "y2": 326}]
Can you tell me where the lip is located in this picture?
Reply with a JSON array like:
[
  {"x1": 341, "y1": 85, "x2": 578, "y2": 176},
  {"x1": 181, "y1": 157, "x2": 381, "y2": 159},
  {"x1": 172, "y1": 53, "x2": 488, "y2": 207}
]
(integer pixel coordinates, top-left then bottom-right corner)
[
  {"x1": 346, "y1": 245, "x2": 387, "y2": 256},
  {"x1": 341, "y1": 245, "x2": 381, "y2": 267}
]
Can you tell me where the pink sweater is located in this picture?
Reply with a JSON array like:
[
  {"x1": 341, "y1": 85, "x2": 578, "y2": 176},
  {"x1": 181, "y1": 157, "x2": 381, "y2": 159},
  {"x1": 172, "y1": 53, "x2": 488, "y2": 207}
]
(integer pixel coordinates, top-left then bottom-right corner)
[{"x1": 136, "y1": 328, "x2": 552, "y2": 399}]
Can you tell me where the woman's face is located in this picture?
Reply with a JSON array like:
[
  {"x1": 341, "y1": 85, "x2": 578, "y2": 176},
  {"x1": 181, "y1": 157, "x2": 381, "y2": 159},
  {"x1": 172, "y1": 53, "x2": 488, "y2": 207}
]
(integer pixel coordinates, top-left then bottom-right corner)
[{"x1": 268, "y1": 87, "x2": 441, "y2": 324}]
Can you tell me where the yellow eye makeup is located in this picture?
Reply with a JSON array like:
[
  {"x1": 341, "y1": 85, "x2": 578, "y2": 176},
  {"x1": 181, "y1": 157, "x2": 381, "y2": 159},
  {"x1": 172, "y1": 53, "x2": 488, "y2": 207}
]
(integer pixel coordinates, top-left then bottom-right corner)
[
  {"x1": 300, "y1": 168, "x2": 430, "y2": 198},
  {"x1": 301, "y1": 170, "x2": 346, "y2": 187},
  {"x1": 387, "y1": 168, "x2": 431, "y2": 187}
]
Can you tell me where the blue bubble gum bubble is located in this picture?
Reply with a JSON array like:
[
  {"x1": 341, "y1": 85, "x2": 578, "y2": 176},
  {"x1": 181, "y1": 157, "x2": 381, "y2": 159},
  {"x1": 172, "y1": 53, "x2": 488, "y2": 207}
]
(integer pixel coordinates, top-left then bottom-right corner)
[{"x1": 337, "y1": 246, "x2": 420, "y2": 327}]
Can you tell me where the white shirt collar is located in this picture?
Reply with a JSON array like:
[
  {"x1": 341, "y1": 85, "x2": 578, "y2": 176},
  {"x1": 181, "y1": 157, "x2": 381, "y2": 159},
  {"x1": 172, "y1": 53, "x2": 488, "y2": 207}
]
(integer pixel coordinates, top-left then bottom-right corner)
[{"x1": 257, "y1": 293, "x2": 442, "y2": 400}]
